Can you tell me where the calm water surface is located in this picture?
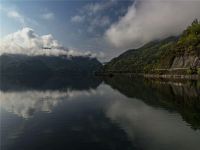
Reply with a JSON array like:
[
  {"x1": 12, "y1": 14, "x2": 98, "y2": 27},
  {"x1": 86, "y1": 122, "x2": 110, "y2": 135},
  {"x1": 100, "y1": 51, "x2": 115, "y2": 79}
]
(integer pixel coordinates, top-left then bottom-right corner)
[{"x1": 1, "y1": 76, "x2": 200, "y2": 150}]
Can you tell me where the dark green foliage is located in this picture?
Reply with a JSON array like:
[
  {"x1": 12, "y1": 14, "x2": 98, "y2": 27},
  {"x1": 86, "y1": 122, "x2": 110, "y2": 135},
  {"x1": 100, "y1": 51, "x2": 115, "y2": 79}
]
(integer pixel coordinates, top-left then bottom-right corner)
[
  {"x1": 175, "y1": 19, "x2": 200, "y2": 56},
  {"x1": 157, "y1": 20, "x2": 200, "y2": 69},
  {"x1": 103, "y1": 20, "x2": 200, "y2": 73},
  {"x1": 187, "y1": 67, "x2": 198, "y2": 75},
  {"x1": 103, "y1": 37, "x2": 178, "y2": 73}
]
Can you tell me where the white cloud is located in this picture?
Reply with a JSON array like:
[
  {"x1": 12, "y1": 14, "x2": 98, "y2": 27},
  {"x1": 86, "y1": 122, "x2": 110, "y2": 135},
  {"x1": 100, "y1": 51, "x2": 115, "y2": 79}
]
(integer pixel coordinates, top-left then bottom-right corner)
[
  {"x1": 87, "y1": 16, "x2": 111, "y2": 33},
  {"x1": 84, "y1": 1, "x2": 116, "y2": 15},
  {"x1": 71, "y1": 15, "x2": 85, "y2": 23},
  {"x1": 7, "y1": 10, "x2": 25, "y2": 25},
  {"x1": 70, "y1": 1, "x2": 115, "y2": 33},
  {"x1": 0, "y1": 27, "x2": 104, "y2": 59},
  {"x1": 85, "y1": 3, "x2": 105, "y2": 14},
  {"x1": 91, "y1": 16, "x2": 111, "y2": 27},
  {"x1": 105, "y1": 0, "x2": 200, "y2": 49},
  {"x1": 0, "y1": 27, "x2": 66, "y2": 56},
  {"x1": 41, "y1": 12, "x2": 55, "y2": 20},
  {"x1": 0, "y1": 5, "x2": 38, "y2": 27}
]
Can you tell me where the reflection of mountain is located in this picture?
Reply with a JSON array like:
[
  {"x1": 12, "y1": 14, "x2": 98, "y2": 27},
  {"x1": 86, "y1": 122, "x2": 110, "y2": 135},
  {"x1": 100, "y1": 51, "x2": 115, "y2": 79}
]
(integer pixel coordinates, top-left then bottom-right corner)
[
  {"x1": 1, "y1": 80, "x2": 200, "y2": 150},
  {"x1": 106, "y1": 97, "x2": 200, "y2": 150},
  {"x1": 105, "y1": 76, "x2": 200, "y2": 130},
  {"x1": 1, "y1": 85, "x2": 134, "y2": 150},
  {"x1": 0, "y1": 75, "x2": 102, "y2": 91},
  {"x1": 0, "y1": 75, "x2": 102, "y2": 118}
]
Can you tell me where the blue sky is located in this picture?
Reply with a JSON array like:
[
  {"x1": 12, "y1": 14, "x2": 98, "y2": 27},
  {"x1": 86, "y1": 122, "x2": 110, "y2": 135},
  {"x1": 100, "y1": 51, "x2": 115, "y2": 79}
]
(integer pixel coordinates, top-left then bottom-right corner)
[
  {"x1": 1, "y1": 0, "x2": 200, "y2": 61},
  {"x1": 0, "y1": 0, "x2": 132, "y2": 60}
]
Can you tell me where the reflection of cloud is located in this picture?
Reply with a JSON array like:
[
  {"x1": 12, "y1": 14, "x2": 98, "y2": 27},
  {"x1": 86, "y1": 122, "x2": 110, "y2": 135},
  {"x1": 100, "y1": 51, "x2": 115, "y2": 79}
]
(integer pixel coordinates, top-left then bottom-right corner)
[
  {"x1": 106, "y1": 98, "x2": 200, "y2": 150},
  {"x1": 0, "y1": 89, "x2": 97, "y2": 119}
]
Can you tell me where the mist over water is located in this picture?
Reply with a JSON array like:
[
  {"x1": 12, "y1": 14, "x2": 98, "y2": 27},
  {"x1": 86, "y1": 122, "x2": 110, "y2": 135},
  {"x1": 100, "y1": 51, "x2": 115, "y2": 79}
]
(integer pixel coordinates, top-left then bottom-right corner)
[{"x1": 1, "y1": 75, "x2": 200, "y2": 150}]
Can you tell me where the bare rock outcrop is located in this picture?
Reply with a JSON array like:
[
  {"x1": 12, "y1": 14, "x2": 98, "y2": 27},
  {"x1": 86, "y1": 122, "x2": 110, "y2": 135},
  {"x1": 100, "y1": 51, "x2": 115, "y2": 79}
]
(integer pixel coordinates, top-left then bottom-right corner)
[{"x1": 171, "y1": 55, "x2": 200, "y2": 69}]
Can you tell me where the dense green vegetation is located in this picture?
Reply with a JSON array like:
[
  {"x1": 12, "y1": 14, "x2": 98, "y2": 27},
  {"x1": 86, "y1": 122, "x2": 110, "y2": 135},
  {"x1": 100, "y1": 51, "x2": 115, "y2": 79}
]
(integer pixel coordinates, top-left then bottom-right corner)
[
  {"x1": 157, "y1": 19, "x2": 200, "y2": 70},
  {"x1": 103, "y1": 20, "x2": 200, "y2": 74},
  {"x1": 103, "y1": 37, "x2": 177, "y2": 73},
  {"x1": 176, "y1": 19, "x2": 200, "y2": 56}
]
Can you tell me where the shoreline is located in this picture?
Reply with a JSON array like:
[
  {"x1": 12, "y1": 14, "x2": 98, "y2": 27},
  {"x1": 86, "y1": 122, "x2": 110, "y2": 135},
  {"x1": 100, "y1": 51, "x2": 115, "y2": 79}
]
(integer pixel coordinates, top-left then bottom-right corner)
[
  {"x1": 143, "y1": 74, "x2": 200, "y2": 80},
  {"x1": 95, "y1": 72, "x2": 200, "y2": 80}
]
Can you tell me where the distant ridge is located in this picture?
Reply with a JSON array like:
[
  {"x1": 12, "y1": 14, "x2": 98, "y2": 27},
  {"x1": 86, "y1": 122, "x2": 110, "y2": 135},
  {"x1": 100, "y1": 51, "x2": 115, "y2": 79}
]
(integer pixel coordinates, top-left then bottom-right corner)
[{"x1": 0, "y1": 54, "x2": 102, "y2": 77}]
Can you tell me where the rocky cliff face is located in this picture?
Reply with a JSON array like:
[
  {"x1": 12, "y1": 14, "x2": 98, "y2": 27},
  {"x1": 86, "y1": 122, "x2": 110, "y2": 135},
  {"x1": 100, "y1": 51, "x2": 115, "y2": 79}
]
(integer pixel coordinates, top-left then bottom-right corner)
[{"x1": 171, "y1": 55, "x2": 200, "y2": 69}]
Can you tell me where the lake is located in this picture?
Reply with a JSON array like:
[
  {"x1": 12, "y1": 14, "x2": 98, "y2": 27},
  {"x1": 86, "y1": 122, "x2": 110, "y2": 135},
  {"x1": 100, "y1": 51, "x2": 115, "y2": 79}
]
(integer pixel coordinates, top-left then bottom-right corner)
[{"x1": 1, "y1": 75, "x2": 200, "y2": 150}]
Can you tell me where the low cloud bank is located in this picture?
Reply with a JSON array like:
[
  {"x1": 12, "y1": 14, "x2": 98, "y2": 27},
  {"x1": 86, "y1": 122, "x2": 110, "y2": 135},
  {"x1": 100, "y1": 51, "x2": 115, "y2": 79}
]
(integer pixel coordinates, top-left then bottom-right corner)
[
  {"x1": 0, "y1": 27, "x2": 102, "y2": 58},
  {"x1": 105, "y1": 0, "x2": 200, "y2": 49}
]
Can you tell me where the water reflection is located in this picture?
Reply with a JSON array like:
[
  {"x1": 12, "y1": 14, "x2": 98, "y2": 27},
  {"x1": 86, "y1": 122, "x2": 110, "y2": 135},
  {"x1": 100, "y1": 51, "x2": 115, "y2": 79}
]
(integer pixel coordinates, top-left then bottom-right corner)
[
  {"x1": 0, "y1": 74, "x2": 102, "y2": 91},
  {"x1": 0, "y1": 75, "x2": 102, "y2": 119},
  {"x1": 106, "y1": 96, "x2": 200, "y2": 150},
  {"x1": 1, "y1": 81, "x2": 134, "y2": 150},
  {"x1": 1, "y1": 75, "x2": 200, "y2": 150},
  {"x1": 105, "y1": 76, "x2": 200, "y2": 130},
  {"x1": 0, "y1": 89, "x2": 98, "y2": 118}
]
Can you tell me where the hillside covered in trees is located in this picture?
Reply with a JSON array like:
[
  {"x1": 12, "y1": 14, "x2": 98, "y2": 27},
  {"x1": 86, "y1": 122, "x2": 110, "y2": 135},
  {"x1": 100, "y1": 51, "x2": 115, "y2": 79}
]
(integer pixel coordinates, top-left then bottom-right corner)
[{"x1": 102, "y1": 20, "x2": 200, "y2": 75}]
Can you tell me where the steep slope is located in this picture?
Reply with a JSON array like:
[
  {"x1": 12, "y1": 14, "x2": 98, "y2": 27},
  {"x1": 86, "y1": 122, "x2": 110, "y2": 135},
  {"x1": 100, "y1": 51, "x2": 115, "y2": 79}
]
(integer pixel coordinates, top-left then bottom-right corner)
[
  {"x1": 157, "y1": 19, "x2": 200, "y2": 69},
  {"x1": 103, "y1": 37, "x2": 178, "y2": 73},
  {"x1": 103, "y1": 20, "x2": 200, "y2": 74}
]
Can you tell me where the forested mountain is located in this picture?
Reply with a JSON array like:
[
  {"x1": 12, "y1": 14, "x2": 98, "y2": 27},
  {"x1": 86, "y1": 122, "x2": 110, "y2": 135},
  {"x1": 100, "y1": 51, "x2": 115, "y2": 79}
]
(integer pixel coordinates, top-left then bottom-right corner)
[
  {"x1": 0, "y1": 54, "x2": 102, "y2": 76},
  {"x1": 102, "y1": 20, "x2": 200, "y2": 75}
]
